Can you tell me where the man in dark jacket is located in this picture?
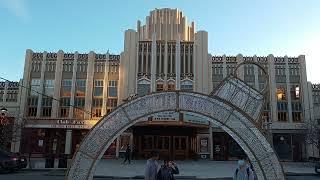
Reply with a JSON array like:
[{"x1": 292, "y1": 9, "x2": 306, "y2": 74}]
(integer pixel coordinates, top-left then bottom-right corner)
[
  {"x1": 157, "y1": 160, "x2": 179, "y2": 180},
  {"x1": 123, "y1": 144, "x2": 131, "y2": 164}
]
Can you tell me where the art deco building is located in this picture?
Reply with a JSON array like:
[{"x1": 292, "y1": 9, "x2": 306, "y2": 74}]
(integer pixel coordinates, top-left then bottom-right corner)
[{"x1": 14, "y1": 8, "x2": 318, "y2": 163}]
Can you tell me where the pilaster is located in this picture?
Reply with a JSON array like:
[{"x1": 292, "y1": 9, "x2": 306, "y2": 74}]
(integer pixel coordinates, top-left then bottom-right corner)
[
  {"x1": 236, "y1": 54, "x2": 244, "y2": 80},
  {"x1": 285, "y1": 56, "x2": 293, "y2": 123},
  {"x1": 151, "y1": 32, "x2": 157, "y2": 92},
  {"x1": 52, "y1": 50, "x2": 63, "y2": 118},
  {"x1": 84, "y1": 51, "x2": 95, "y2": 119},
  {"x1": 222, "y1": 55, "x2": 227, "y2": 78},
  {"x1": 299, "y1": 55, "x2": 310, "y2": 123},
  {"x1": 164, "y1": 42, "x2": 168, "y2": 89},
  {"x1": 268, "y1": 54, "x2": 277, "y2": 122},
  {"x1": 102, "y1": 53, "x2": 110, "y2": 115},
  {"x1": 253, "y1": 55, "x2": 259, "y2": 90},
  {"x1": 175, "y1": 35, "x2": 181, "y2": 90},
  {"x1": 36, "y1": 51, "x2": 47, "y2": 117},
  {"x1": 69, "y1": 52, "x2": 78, "y2": 118}
]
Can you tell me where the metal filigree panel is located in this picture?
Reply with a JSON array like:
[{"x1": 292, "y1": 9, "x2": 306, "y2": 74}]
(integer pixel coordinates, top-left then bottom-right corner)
[{"x1": 66, "y1": 78, "x2": 285, "y2": 180}]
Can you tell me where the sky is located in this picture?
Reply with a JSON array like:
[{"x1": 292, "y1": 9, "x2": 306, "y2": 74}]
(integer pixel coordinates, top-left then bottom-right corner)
[{"x1": 0, "y1": 0, "x2": 319, "y2": 83}]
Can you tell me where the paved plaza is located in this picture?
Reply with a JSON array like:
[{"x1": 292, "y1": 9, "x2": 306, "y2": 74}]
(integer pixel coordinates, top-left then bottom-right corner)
[{"x1": 28, "y1": 159, "x2": 317, "y2": 178}]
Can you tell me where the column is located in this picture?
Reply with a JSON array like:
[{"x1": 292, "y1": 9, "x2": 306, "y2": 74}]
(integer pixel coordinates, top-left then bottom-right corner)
[
  {"x1": 52, "y1": 50, "x2": 63, "y2": 118},
  {"x1": 222, "y1": 55, "x2": 227, "y2": 78},
  {"x1": 36, "y1": 51, "x2": 47, "y2": 117},
  {"x1": 253, "y1": 55, "x2": 259, "y2": 90},
  {"x1": 102, "y1": 53, "x2": 110, "y2": 116},
  {"x1": 116, "y1": 137, "x2": 120, "y2": 158},
  {"x1": 209, "y1": 125, "x2": 213, "y2": 160},
  {"x1": 130, "y1": 133, "x2": 134, "y2": 152},
  {"x1": 164, "y1": 42, "x2": 168, "y2": 89},
  {"x1": 175, "y1": 35, "x2": 181, "y2": 90},
  {"x1": 3, "y1": 80, "x2": 9, "y2": 101},
  {"x1": 84, "y1": 52, "x2": 95, "y2": 120},
  {"x1": 299, "y1": 55, "x2": 311, "y2": 123},
  {"x1": 208, "y1": 54, "x2": 213, "y2": 94},
  {"x1": 151, "y1": 32, "x2": 157, "y2": 92},
  {"x1": 69, "y1": 52, "x2": 78, "y2": 118},
  {"x1": 64, "y1": 130, "x2": 72, "y2": 154},
  {"x1": 268, "y1": 54, "x2": 277, "y2": 122},
  {"x1": 285, "y1": 56, "x2": 293, "y2": 123},
  {"x1": 12, "y1": 49, "x2": 33, "y2": 152},
  {"x1": 236, "y1": 54, "x2": 244, "y2": 80}
]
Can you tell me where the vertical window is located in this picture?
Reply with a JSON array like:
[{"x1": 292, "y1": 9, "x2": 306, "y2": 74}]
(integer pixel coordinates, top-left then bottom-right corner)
[
  {"x1": 6, "y1": 90, "x2": 18, "y2": 102},
  {"x1": 93, "y1": 80, "x2": 104, "y2": 97},
  {"x1": 59, "y1": 98, "x2": 70, "y2": 118},
  {"x1": 30, "y1": 79, "x2": 41, "y2": 96},
  {"x1": 42, "y1": 98, "x2": 52, "y2": 117},
  {"x1": 277, "y1": 87, "x2": 286, "y2": 100},
  {"x1": 107, "y1": 99, "x2": 117, "y2": 108},
  {"x1": 181, "y1": 81, "x2": 193, "y2": 92},
  {"x1": 278, "y1": 112, "x2": 287, "y2": 122},
  {"x1": 108, "y1": 81, "x2": 117, "y2": 97},
  {"x1": 156, "y1": 83, "x2": 164, "y2": 92},
  {"x1": 76, "y1": 79, "x2": 86, "y2": 97},
  {"x1": 74, "y1": 98, "x2": 85, "y2": 119},
  {"x1": 0, "y1": 90, "x2": 3, "y2": 102},
  {"x1": 27, "y1": 97, "x2": 38, "y2": 117},
  {"x1": 44, "y1": 79, "x2": 54, "y2": 96},
  {"x1": 167, "y1": 83, "x2": 175, "y2": 91},
  {"x1": 92, "y1": 98, "x2": 103, "y2": 118},
  {"x1": 61, "y1": 79, "x2": 72, "y2": 97}
]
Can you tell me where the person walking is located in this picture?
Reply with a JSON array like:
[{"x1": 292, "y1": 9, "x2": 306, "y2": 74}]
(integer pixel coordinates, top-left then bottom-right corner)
[
  {"x1": 123, "y1": 144, "x2": 131, "y2": 164},
  {"x1": 233, "y1": 159, "x2": 254, "y2": 180},
  {"x1": 144, "y1": 150, "x2": 160, "y2": 180},
  {"x1": 157, "y1": 160, "x2": 179, "y2": 180}
]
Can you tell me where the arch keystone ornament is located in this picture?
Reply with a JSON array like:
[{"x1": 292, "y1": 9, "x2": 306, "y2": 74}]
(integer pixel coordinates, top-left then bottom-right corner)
[{"x1": 65, "y1": 76, "x2": 285, "y2": 180}]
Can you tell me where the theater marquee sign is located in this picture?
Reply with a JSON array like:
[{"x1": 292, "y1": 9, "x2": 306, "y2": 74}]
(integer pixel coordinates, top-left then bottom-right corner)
[
  {"x1": 25, "y1": 119, "x2": 98, "y2": 129},
  {"x1": 65, "y1": 75, "x2": 286, "y2": 180}
]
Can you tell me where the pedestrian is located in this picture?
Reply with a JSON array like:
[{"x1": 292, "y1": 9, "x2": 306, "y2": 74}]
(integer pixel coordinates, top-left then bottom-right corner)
[
  {"x1": 157, "y1": 159, "x2": 179, "y2": 180},
  {"x1": 144, "y1": 150, "x2": 160, "y2": 180},
  {"x1": 123, "y1": 144, "x2": 131, "y2": 164},
  {"x1": 233, "y1": 159, "x2": 254, "y2": 180},
  {"x1": 245, "y1": 158, "x2": 257, "y2": 180}
]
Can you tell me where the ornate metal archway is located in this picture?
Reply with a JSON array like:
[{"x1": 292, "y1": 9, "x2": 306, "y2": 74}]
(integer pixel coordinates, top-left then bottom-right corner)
[{"x1": 65, "y1": 76, "x2": 285, "y2": 180}]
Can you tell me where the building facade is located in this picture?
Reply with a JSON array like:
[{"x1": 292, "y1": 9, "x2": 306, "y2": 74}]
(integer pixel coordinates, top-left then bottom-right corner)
[
  {"x1": 14, "y1": 8, "x2": 318, "y2": 161},
  {"x1": 0, "y1": 81, "x2": 22, "y2": 151}
]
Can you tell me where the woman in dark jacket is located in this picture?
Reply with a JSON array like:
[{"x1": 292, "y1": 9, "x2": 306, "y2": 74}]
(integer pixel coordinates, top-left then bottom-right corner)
[{"x1": 157, "y1": 160, "x2": 179, "y2": 180}]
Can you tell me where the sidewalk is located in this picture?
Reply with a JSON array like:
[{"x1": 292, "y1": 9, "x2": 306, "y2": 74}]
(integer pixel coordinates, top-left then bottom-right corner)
[{"x1": 27, "y1": 158, "x2": 317, "y2": 178}]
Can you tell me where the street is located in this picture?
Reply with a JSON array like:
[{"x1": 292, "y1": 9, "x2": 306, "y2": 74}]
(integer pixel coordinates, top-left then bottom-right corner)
[{"x1": 0, "y1": 171, "x2": 319, "y2": 180}]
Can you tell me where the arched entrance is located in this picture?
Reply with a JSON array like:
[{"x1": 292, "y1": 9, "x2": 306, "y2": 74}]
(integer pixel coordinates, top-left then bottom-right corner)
[{"x1": 65, "y1": 76, "x2": 285, "y2": 180}]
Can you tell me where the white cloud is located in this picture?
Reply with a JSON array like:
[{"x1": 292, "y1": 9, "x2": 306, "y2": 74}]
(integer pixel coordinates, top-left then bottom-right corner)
[{"x1": 1, "y1": 0, "x2": 31, "y2": 22}]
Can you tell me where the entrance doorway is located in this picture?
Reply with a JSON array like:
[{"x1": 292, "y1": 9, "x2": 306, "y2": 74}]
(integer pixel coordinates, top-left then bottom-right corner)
[{"x1": 133, "y1": 126, "x2": 195, "y2": 160}]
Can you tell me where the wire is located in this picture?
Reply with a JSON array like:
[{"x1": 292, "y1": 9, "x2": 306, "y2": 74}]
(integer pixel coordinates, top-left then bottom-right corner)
[{"x1": 0, "y1": 77, "x2": 95, "y2": 117}]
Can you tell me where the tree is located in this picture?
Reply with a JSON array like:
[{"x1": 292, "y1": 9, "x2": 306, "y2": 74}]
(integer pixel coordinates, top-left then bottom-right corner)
[
  {"x1": 0, "y1": 110, "x2": 26, "y2": 151},
  {"x1": 304, "y1": 120, "x2": 320, "y2": 151}
]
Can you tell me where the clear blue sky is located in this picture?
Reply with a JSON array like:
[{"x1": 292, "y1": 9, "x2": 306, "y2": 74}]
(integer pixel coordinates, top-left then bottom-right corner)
[{"x1": 0, "y1": 0, "x2": 319, "y2": 82}]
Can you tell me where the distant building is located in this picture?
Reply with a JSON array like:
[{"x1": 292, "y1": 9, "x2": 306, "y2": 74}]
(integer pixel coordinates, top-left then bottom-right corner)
[
  {"x1": 14, "y1": 8, "x2": 318, "y2": 161},
  {"x1": 0, "y1": 80, "x2": 22, "y2": 151}
]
